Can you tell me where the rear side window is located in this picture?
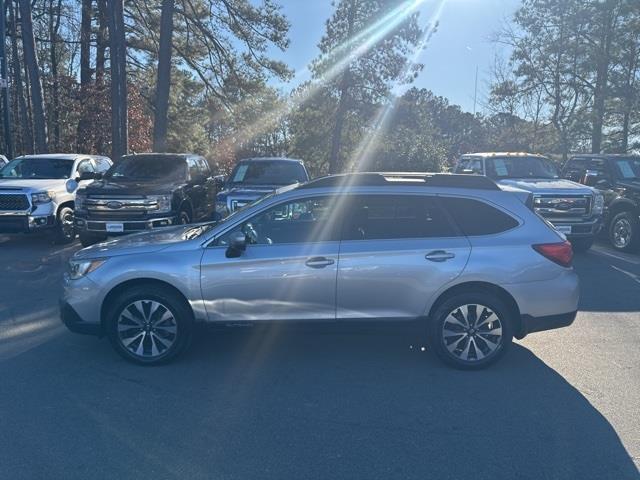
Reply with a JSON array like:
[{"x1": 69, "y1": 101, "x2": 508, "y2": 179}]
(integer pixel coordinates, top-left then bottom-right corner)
[
  {"x1": 442, "y1": 197, "x2": 519, "y2": 236},
  {"x1": 455, "y1": 158, "x2": 483, "y2": 174},
  {"x1": 342, "y1": 195, "x2": 457, "y2": 240}
]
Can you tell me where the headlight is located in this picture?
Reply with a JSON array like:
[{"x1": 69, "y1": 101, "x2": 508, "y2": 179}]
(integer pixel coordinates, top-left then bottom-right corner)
[
  {"x1": 148, "y1": 194, "x2": 172, "y2": 213},
  {"x1": 75, "y1": 195, "x2": 85, "y2": 210},
  {"x1": 31, "y1": 192, "x2": 52, "y2": 204},
  {"x1": 593, "y1": 193, "x2": 604, "y2": 215},
  {"x1": 68, "y1": 258, "x2": 107, "y2": 280}
]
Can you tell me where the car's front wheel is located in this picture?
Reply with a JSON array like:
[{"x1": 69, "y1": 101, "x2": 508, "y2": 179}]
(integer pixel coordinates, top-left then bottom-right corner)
[
  {"x1": 106, "y1": 285, "x2": 193, "y2": 365},
  {"x1": 54, "y1": 206, "x2": 76, "y2": 244},
  {"x1": 609, "y1": 211, "x2": 640, "y2": 252},
  {"x1": 428, "y1": 292, "x2": 513, "y2": 370}
]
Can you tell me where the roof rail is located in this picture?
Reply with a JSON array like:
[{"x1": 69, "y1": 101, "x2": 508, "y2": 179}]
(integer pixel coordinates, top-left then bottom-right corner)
[{"x1": 299, "y1": 172, "x2": 500, "y2": 190}]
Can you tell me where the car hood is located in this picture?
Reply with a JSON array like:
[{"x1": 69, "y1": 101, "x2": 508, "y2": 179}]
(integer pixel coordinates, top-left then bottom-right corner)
[
  {"x1": 0, "y1": 178, "x2": 68, "y2": 192},
  {"x1": 73, "y1": 225, "x2": 193, "y2": 259},
  {"x1": 498, "y1": 178, "x2": 594, "y2": 195},
  {"x1": 80, "y1": 178, "x2": 179, "y2": 196}
]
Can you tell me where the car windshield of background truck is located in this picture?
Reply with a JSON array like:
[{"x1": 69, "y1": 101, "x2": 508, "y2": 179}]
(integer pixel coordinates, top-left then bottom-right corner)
[
  {"x1": 0, "y1": 157, "x2": 74, "y2": 179},
  {"x1": 486, "y1": 156, "x2": 559, "y2": 179},
  {"x1": 106, "y1": 155, "x2": 186, "y2": 181},
  {"x1": 230, "y1": 161, "x2": 307, "y2": 186}
]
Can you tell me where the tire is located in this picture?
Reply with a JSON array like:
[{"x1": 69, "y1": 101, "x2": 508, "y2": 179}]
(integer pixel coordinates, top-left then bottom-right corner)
[
  {"x1": 609, "y1": 211, "x2": 640, "y2": 252},
  {"x1": 54, "y1": 206, "x2": 76, "y2": 244},
  {"x1": 179, "y1": 209, "x2": 191, "y2": 225},
  {"x1": 570, "y1": 237, "x2": 594, "y2": 253},
  {"x1": 79, "y1": 231, "x2": 105, "y2": 248},
  {"x1": 427, "y1": 292, "x2": 513, "y2": 370},
  {"x1": 105, "y1": 285, "x2": 193, "y2": 365}
]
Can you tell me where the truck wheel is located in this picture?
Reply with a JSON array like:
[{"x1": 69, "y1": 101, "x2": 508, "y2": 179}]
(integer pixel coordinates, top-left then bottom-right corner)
[
  {"x1": 610, "y1": 212, "x2": 640, "y2": 252},
  {"x1": 54, "y1": 206, "x2": 76, "y2": 244},
  {"x1": 79, "y1": 231, "x2": 105, "y2": 248},
  {"x1": 105, "y1": 285, "x2": 193, "y2": 365},
  {"x1": 179, "y1": 209, "x2": 191, "y2": 225},
  {"x1": 427, "y1": 292, "x2": 513, "y2": 370},
  {"x1": 570, "y1": 237, "x2": 594, "y2": 252}
]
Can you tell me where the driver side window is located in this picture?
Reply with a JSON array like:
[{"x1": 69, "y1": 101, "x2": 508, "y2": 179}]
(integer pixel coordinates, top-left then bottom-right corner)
[{"x1": 217, "y1": 196, "x2": 340, "y2": 246}]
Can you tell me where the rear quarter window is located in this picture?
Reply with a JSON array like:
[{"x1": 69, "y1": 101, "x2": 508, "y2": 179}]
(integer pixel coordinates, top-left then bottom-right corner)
[{"x1": 441, "y1": 197, "x2": 519, "y2": 236}]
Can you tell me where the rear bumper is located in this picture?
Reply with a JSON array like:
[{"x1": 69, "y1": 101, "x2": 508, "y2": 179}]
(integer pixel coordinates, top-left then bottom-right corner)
[
  {"x1": 520, "y1": 310, "x2": 577, "y2": 337},
  {"x1": 60, "y1": 300, "x2": 103, "y2": 336}
]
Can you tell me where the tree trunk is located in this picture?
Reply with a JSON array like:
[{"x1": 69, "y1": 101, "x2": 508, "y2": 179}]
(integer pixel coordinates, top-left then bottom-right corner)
[
  {"x1": 49, "y1": 0, "x2": 63, "y2": 151},
  {"x1": 18, "y1": 0, "x2": 47, "y2": 153},
  {"x1": 108, "y1": 0, "x2": 127, "y2": 160},
  {"x1": 79, "y1": 0, "x2": 92, "y2": 86},
  {"x1": 95, "y1": 0, "x2": 107, "y2": 82},
  {"x1": 9, "y1": 0, "x2": 32, "y2": 154},
  {"x1": 152, "y1": 0, "x2": 174, "y2": 152}
]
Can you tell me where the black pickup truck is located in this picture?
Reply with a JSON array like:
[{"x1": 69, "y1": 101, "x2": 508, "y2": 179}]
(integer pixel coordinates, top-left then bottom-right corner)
[
  {"x1": 74, "y1": 153, "x2": 219, "y2": 246},
  {"x1": 562, "y1": 154, "x2": 640, "y2": 252}
]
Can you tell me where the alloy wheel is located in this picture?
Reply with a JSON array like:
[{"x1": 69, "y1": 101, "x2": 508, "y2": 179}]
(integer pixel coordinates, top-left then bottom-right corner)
[
  {"x1": 117, "y1": 300, "x2": 178, "y2": 359},
  {"x1": 441, "y1": 304, "x2": 504, "y2": 362},
  {"x1": 613, "y1": 218, "x2": 632, "y2": 249}
]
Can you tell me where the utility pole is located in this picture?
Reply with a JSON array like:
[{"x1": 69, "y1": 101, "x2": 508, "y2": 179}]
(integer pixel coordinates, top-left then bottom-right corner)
[{"x1": 0, "y1": 0, "x2": 14, "y2": 159}]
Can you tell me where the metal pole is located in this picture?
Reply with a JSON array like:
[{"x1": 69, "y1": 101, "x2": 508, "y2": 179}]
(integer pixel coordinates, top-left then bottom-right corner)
[{"x1": 0, "y1": 0, "x2": 14, "y2": 159}]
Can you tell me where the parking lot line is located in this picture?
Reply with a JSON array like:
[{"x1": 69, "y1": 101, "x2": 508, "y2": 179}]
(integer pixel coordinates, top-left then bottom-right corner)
[{"x1": 589, "y1": 245, "x2": 640, "y2": 266}]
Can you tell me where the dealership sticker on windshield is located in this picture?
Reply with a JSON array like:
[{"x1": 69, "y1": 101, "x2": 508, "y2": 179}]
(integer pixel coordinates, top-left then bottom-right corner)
[{"x1": 106, "y1": 223, "x2": 124, "y2": 233}]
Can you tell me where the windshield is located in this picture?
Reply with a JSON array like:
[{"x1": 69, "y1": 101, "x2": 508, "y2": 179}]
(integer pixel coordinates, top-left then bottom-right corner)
[
  {"x1": 229, "y1": 161, "x2": 307, "y2": 186},
  {"x1": 106, "y1": 156, "x2": 186, "y2": 181},
  {"x1": 614, "y1": 158, "x2": 640, "y2": 179},
  {"x1": 485, "y1": 156, "x2": 559, "y2": 179},
  {"x1": 0, "y1": 157, "x2": 74, "y2": 179}
]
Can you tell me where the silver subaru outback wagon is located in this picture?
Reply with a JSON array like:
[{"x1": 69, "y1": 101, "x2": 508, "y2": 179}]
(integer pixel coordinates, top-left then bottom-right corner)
[{"x1": 60, "y1": 173, "x2": 579, "y2": 369}]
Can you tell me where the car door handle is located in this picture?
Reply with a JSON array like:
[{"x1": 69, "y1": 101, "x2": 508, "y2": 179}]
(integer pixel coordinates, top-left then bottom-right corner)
[
  {"x1": 425, "y1": 250, "x2": 456, "y2": 262},
  {"x1": 305, "y1": 257, "x2": 335, "y2": 268}
]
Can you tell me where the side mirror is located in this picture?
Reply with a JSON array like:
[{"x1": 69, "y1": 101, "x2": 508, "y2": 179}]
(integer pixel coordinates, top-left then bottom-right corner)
[
  {"x1": 213, "y1": 175, "x2": 226, "y2": 190},
  {"x1": 76, "y1": 171, "x2": 97, "y2": 181},
  {"x1": 595, "y1": 179, "x2": 611, "y2": 189},
  {"x1": 225, "y1": 231, "x2": 247, "y2": 258}
]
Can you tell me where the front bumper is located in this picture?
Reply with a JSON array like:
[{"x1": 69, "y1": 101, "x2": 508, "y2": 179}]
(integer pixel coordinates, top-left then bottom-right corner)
[
  {"x1": 0, "y1": 213, "x2": 56, "y2": 233},
  {"x1": 520, "y1": 310, "x2": 577, "y2": 337},
  {"x1": 61, "y1": 273, "x2": 103, "y2": 336},
  {"x1": 75, "y1": 214, "x2": 177, "y2": 234},
  {"x1": 60, "y1": 300, "x2": 103, "y2": 336},
  {"x1": 545, "y1": 216, "x2": 603, "y2": 238}
]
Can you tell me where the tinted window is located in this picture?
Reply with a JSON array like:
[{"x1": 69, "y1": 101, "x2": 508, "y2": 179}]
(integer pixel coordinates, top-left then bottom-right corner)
[
  {"x1": 563, "y1": 159, "x2": 588, "y2": 182},
  {"x1": 0, "y1": 157, "x2": 74, "y2": 179},
  {"x1": 442, "y1": 197, "x2": 519, "y2": 236},
  {"x1": 614, "y1": 158, "x2": 640, "y2": 179},
  {"x1": 218, "y1": 196, "x2": 339, "y2": 245},
  {"x1": 107, "y1": 155, "x2": 186, "y2": 181},
  {"x1": 342, "y1": 195, "x2": 456, "y2": 240},
  {"x1": 229, "y1": 161, "x2": 308, "y2": 186}
]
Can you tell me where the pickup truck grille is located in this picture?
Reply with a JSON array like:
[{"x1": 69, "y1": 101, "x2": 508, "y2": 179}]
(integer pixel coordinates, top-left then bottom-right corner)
[
  {"x1": 83, "y1": 196, "x2": 159, "y2": 219},
  {"x1": 0, "y1": 193, "x2": 29, "y2": 211},
  {"x1": 533, "y1": 195, "x2": 592, "y2": 219}
]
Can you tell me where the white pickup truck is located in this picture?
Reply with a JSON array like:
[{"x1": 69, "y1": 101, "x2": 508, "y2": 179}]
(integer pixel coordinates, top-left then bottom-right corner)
[
  {"x1": 455, "y1": 152, "x2": 604, "y2": 251},
  {"x1": 0, "y1": 154, "x2": 112, "y2": 243}
]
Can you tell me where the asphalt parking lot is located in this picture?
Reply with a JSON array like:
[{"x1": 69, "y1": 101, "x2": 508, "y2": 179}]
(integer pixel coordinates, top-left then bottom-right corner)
[{"x1": 0, "y1": 234, "x2": 638, "y2": 479}]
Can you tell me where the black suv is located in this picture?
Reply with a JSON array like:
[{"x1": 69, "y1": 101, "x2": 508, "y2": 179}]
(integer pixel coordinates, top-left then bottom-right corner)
[
  {"x1": 75, "y1": 153, "x2": 219, "y2": 246},
  {"x1": 562, "y1": 154, "x2": 640, "y2": 252}
]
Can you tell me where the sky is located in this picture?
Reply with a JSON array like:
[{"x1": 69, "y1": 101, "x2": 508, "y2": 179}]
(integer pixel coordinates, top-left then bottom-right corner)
[{"x1": 269, "y1": 0, "x2": 522, "y2": 114}]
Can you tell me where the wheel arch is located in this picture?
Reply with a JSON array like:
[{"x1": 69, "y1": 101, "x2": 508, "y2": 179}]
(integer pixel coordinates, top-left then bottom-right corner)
[
  {"x1": 427, "y1": 281, "x2": 524, "y2": 339},
  {"x1": 607, "y1": 199, "x2": 638, "y2": 223},
  {"x1": 56, "y1": 200, "x2": 75, "y2": 219},
  {"x1": 100, "y1": 278, "x2": 195, "y2": 331}
]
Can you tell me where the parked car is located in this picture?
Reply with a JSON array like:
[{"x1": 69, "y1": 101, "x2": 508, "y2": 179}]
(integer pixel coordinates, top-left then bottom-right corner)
[
  {"x1": 0, "y1": 155, "x2": 8, "y2": 167},
  {"x1": 61, "y1": 172, "x2": 578, "y2": 369},
  {"x1": 0, "y1": 154, "x2": 112, "y2": 242},
  {"x1": 74, "y1": 153, "x2": 218, "y2": 247},
  {"x1": 562, "y1": 154, "x2": 640, "y2": 252},
  {"x1": 215, "y1": 157, "x2": 309, "y2": 219},
  {"x1": 455, "y1": 152, "x2": 603, "y2": 251}
]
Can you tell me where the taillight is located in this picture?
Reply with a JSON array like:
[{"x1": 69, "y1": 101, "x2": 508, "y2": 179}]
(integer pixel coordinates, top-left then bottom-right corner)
[{"x1": 532, "y1": 241, "x2": 573, "y2": 267}]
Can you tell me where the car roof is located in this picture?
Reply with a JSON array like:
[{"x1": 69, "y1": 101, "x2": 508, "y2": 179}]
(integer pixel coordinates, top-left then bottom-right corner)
[
  {"x1": 121, "y1": 153, "x2": 197, "y2": 159},
  {"x1": 462, "y1": 152, "x2": 548, "y2": 159},
  {"x1": 238, "y1": 157, "x2": 304, "y2": 164},
  {"x1": 569, "y1": 154, "x2": 640, "y2": 159},
  {"x1": 14, "y1": 153, "x2": 105, "y2": 161}
]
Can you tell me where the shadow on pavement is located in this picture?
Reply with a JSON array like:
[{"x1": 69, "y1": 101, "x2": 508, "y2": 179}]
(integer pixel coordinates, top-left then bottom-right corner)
[{"x1": 0, "y1": 325, "x2": 637, "y2": 480}]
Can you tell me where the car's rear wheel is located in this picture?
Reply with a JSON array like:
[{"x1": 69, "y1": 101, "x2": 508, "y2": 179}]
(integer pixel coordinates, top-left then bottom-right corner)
[
  {"x1": 179, "y1": 209, "x2": 191, "y2": 225},
  {"x1": 609, "y1": 212, "x2": 640, "y2": 252},
  {"x1": 428, "y1": 292, "x2": 513, "y2": 370},
  {"x1": 106, "y1": 285, "x2": 193, "y2": 365}
]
